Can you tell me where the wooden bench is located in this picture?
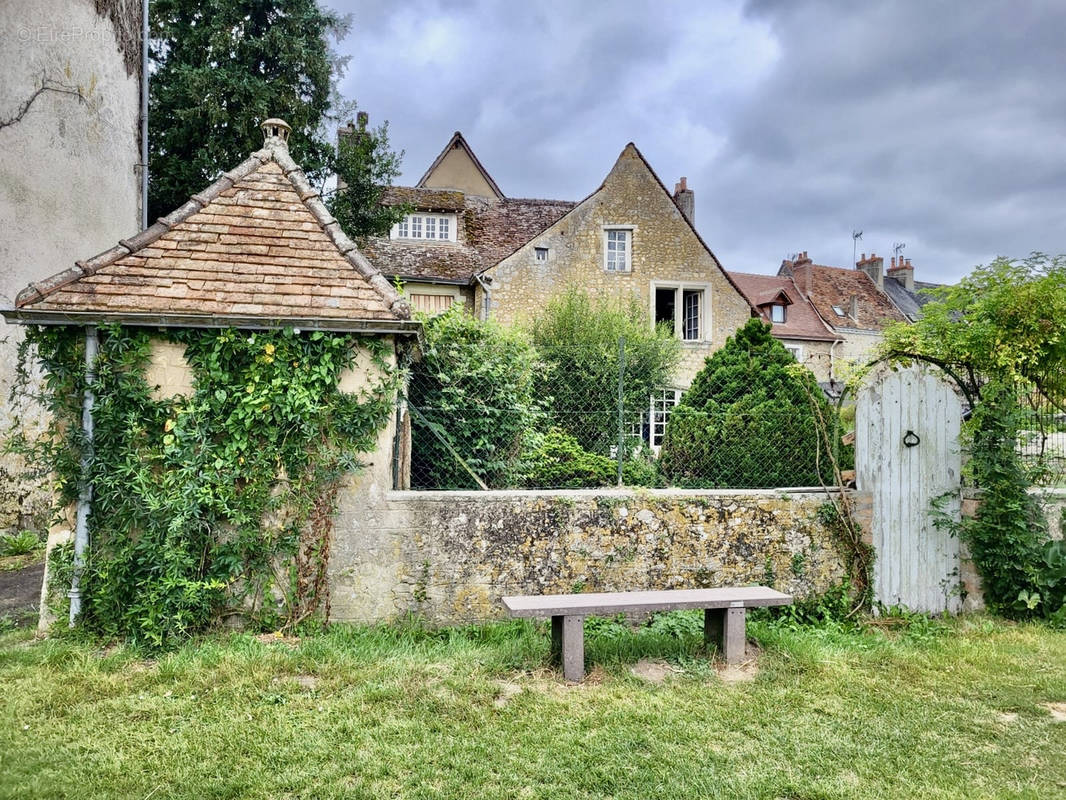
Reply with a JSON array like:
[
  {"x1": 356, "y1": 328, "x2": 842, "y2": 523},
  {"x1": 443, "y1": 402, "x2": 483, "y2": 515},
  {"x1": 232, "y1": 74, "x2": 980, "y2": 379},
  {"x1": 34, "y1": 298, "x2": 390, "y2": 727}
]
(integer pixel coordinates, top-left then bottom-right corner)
[{"x1": 502, "y1": 587, "x2": 792, "y2": 682}]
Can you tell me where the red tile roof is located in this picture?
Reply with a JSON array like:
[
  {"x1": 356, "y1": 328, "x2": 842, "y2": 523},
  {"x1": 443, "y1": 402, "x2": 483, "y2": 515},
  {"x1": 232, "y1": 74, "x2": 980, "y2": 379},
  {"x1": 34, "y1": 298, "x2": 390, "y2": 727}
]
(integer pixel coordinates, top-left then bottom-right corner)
[
  {"x1": 10, "y1": 136, "x2": 414, "y2": 331},
  {"x1": 785, "y1": 262, "x2": 907, "y2": 332},
  {"x1": 729, "y1": 272, "x2": 839, "y2": 342}
]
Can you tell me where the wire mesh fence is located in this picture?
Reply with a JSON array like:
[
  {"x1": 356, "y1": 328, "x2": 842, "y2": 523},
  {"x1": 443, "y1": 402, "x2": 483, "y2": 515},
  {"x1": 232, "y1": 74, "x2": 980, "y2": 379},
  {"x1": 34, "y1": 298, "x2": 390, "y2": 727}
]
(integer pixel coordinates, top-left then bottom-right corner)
[
  {"x1": 1017, "y1": 379, "x2": 1066, "y2": 487},
  {"x1": 403, "y1": 337, "x2": 850, "y2": 491}
]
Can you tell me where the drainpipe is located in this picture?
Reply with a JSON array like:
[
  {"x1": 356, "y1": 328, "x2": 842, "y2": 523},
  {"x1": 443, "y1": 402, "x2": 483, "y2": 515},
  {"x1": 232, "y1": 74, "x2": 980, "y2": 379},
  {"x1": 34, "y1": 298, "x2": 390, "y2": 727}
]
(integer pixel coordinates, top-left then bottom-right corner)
[
  {"x1": 69, "y1": 326, "x2": 98, "y2": 626},
  {"x1": 140, "y1": 0, "x2": 149, "y2": 229},
  {"x1": 474, "y1": 274, "x2": 492, "y2": 321}
]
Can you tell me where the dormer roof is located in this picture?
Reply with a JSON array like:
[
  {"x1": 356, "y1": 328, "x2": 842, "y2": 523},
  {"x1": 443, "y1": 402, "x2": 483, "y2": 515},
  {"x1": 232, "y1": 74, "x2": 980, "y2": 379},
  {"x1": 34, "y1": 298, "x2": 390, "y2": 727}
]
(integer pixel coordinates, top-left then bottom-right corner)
[{"x1": 417, "y1": 131, "x2": 505, "y2": 200}]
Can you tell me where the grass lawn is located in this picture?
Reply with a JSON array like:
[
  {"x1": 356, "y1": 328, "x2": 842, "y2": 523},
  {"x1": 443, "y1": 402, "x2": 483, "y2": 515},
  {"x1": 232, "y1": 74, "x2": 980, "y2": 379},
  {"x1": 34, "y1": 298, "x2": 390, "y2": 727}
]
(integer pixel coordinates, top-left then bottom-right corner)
[{"x1": 2, "y1": 613, "x2": 1065, "y2": 799}]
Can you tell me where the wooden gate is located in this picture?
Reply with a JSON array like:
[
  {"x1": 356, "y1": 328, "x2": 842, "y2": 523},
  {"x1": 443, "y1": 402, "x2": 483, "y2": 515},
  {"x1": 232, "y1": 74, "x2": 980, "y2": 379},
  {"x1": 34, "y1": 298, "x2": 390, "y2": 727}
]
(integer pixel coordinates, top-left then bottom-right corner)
[{"x1": 855, "y1": 363, "x2": 963, "y2": 613}]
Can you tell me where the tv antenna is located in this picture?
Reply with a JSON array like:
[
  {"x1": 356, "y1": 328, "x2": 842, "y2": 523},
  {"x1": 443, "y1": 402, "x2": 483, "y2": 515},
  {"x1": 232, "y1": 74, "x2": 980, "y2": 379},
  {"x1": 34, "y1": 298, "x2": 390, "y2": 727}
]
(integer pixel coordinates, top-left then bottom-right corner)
[
  {"x1": 893, "y1": 241, "x2": 906, "y2": 262},
  {"x1": 852, "y1": 229, "x2": 863, "y2": 266}
]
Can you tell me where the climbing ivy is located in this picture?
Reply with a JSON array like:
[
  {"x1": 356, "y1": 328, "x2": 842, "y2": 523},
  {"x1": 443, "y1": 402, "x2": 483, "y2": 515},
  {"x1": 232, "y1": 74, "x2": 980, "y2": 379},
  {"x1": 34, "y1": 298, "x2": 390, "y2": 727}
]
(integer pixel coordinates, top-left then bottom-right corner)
[{"x1": 10, "y1": 325, "x2": 399, "y2": 647}]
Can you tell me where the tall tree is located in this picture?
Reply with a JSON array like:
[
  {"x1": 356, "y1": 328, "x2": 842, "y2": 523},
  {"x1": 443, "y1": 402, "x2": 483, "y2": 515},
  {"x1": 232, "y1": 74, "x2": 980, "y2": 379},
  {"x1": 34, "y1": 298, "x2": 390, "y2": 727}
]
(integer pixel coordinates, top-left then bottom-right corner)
[
  {"x1": 327, "y1": 115, "x2": 409, "y2": 237},
  {"x1": 148, "y1": 0, "x2": 346, "y2": 219}
]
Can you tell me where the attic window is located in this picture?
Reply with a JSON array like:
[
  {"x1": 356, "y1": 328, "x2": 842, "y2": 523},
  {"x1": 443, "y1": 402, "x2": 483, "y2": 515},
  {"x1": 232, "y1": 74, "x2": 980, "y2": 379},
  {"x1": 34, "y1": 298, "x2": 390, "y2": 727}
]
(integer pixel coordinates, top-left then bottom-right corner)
[
  {"x1": 769, "y1": 304, "x2": 786, "y2": 323},
  {"x1": 831, "y1": 305, "x2": 846, "y2": 317},
  {"x1": 391, "y1": 213, "x2": 457, "y2": 242},
  {"x1": 534, "y1": 247, "x2": 548, "y2": 262}
]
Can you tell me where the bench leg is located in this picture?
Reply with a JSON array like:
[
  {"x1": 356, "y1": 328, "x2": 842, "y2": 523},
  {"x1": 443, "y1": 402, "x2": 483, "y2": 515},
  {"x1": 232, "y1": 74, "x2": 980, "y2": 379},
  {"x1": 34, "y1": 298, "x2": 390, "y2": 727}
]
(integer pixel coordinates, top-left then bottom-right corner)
[
  {"x1": 550, "y1": 614, "x2": 585, "y2": 682},
  {"x1": 704, "y1": 607, "x2": 746, "y2": 664}
]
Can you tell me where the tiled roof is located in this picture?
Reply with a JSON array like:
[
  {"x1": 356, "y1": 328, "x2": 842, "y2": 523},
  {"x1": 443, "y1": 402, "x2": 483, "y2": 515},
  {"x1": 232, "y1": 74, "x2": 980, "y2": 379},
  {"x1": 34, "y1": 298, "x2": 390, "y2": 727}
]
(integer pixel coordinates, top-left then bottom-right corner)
[
  {"x1": 729, "y1": 271, "x2": 839, "y2": 342},
  {"x1": 787, "y1": 262, "x2": 907, "y2": 332},
  {"x1": 10, "y1": 134, "x2": 413, "y2": 330},
  {"x1": 362, "y1": 191, "x2": 575, "y2": 283}
]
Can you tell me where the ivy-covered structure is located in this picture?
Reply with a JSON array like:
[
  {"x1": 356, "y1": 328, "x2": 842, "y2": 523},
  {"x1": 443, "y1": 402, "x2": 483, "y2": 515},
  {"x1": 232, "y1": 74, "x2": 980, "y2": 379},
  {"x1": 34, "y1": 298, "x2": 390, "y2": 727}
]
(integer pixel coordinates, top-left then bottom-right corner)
[{"x1": 2, "y1": 119, "x2": 419, "y2": 643}]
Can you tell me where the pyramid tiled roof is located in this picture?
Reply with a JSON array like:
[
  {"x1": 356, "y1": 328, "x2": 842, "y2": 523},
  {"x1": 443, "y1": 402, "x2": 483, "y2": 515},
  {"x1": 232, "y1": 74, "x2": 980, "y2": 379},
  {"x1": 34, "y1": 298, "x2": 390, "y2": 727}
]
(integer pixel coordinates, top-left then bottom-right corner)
[{"x1": 7, "y1": 123, "x2": 415, "y2": 332}]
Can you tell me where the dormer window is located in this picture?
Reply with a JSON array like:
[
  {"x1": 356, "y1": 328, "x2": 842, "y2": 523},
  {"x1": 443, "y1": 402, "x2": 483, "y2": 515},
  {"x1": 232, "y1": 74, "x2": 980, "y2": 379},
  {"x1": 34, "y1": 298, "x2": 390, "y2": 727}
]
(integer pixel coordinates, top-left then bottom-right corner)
[
  {"x1": 769, "y1": 304, "x2": 786, "y2": 323},
  {"x1": 390, "y1": 213, "x2": 457, "y2": 242}
]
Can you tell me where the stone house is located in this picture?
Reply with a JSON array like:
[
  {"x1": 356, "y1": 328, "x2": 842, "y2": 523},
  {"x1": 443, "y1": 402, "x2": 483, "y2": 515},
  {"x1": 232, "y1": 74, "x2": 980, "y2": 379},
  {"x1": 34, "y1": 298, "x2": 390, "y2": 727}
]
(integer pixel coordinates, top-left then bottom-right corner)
[
  {"x1": 728, "y1": 271, "x2": 842, "y2": 384},
  {"x1": 0, "y1": 0, "x2": 144, "y2": 531},
  {"x1": 777, "y1": 251, "x2": 909, "y2": 373},
  {"x1": 363, "y1": 131, "x2": 756, "y2": 448}
]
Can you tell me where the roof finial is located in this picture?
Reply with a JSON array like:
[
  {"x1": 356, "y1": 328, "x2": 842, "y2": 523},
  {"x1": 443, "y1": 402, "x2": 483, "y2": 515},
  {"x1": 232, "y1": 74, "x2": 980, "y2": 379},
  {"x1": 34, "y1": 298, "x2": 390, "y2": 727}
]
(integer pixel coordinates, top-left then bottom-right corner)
[{"x1": 260, "y1": 117, "x2": 292, "y2": 150}]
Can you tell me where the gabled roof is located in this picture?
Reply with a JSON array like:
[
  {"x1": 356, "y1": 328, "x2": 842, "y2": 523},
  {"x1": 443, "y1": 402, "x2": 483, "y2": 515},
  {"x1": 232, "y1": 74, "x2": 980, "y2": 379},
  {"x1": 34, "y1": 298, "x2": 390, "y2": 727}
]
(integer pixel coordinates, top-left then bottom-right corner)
[
  {"x1": 6, "y1": 126, "x2": 415, "y2": 332},
  {"x1": 782, "y1": 260, "x2": 906, "y2": 332},
  {"x1": 729, "y1": 272, "x2": 840, "y2": 342},
  {"x1": 416, "y1": 131, "x2": 505, "y2": 200},
  {"x1": 363, "y1": 190, "x2": 575, "y2": 283},
  {"x1": 477, "y1": 142, "x2": 756, "y2": 311}
]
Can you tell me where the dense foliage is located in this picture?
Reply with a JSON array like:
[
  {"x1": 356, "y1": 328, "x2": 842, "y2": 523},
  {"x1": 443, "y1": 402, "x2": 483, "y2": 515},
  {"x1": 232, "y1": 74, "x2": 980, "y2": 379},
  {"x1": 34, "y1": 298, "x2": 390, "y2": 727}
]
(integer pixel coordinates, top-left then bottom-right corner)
[
  {"x1": 327, "y1": 118, "x2": 409, "y2": 238},
  {"x1": 881, "y1": 253, "x2": 1066, "y2": 400},
  {"x1": 882, "y1": 254, "x2": 1066, "y2": 622},
  {"x1": 408, "y1": 308, "x2": 541, "y2": 489},
  {"x1": 659, "y1": 319, "x2": 840, "y2": 488},
  {"x1": 11, "y1": 326, "x2": 398, "y2": 646},
  {"x1": 148, "y1": 0, "x2": 345, "y2": 218},
  {"x1": 529, "y1": 289, "x2": 680, "y2": 455}
]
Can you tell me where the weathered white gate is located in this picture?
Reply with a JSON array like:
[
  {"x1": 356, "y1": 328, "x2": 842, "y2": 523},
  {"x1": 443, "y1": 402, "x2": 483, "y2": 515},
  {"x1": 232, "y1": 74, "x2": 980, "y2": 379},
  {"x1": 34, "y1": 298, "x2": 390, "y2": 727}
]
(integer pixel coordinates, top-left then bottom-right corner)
[{"x1": 855, "y1": 363, "x2": 963, "y2": 613}]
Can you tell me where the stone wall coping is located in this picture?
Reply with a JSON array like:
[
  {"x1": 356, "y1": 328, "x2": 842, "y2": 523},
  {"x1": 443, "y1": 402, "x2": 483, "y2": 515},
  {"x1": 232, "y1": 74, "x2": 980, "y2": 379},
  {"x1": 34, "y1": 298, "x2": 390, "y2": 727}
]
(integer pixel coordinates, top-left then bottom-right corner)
[{"x1": 386, "y1": 487, "x2": 846, "y2": 502}]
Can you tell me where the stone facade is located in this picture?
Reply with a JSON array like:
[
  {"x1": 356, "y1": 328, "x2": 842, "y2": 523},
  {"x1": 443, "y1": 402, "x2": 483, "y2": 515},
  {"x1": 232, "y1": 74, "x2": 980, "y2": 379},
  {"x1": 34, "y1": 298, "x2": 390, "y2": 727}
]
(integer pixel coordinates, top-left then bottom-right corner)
[
  {"x1": 329, "y1": 482, "x2": 859, "y2": 624},
  {"x1": 477, "y1": 145, "x2": 753, "y2": 388},
  {"x1": 0, "y1": 0, "x2": 142, "y2": 531}
]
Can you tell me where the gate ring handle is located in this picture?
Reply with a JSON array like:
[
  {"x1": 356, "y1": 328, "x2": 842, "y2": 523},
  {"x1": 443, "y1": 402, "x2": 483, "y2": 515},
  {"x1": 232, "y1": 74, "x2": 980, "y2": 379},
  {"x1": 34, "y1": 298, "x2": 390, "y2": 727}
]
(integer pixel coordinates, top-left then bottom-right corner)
[{"x1": 903, "y1": 430, "x2": 920, "y2": 448}]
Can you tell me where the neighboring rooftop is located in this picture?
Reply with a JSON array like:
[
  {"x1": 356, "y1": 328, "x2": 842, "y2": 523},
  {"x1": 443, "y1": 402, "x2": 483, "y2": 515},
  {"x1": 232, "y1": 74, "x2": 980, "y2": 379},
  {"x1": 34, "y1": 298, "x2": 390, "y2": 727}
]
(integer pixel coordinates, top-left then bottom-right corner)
[
  {"x1": 780, "y1": 251, "x2": 907, "y2": 332},
  {"x1": 7, "y1": 119, "x2": 414, "y2": 331},
  {"x1": 729, "y1": 271, "x2": 839, "y2": 342},
  {"x1": 363, "y1": 189, "x2": 575, "y2": 284}
]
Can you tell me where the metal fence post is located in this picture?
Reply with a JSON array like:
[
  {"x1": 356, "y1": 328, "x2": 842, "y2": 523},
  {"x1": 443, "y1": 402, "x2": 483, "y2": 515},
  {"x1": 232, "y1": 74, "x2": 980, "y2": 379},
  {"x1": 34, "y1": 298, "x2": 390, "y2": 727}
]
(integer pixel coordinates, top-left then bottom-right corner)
[{"x1": 617, "y1": 336, "x2": 625, "y2": 487}]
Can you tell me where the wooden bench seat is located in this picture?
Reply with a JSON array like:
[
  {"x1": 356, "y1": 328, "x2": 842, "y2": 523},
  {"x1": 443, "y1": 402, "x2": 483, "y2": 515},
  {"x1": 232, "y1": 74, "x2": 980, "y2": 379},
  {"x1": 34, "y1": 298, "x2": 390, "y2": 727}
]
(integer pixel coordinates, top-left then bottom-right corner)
[{"x1": 502, "y1": 587, "x2": 792, "y2": 682}]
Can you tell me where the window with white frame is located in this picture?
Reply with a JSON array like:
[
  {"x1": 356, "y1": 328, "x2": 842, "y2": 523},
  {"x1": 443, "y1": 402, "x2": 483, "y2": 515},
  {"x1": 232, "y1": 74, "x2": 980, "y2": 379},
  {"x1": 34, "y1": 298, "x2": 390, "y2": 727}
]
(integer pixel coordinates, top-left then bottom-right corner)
[
  {"x1": 390, "y1": 213, "x2": 457, "y2": 242},
  {"x1": 604, "y1": 227, "x2": 632, "y2": 272},
  {"x1": 769, "y1": 303, "x2": 786, "y2": 323},
  {"x1": 649, "y1": 388, "x2": 682, "y2": 450},
  {"x1": 534, "y1": 246, "x2": 548, "y2": 262},
  {"x1": 653, "y1": 283, "x2": 708, "y2": 342},
  {"x1": 784, "y1": 344, "x2": 803, "y2": 362}
]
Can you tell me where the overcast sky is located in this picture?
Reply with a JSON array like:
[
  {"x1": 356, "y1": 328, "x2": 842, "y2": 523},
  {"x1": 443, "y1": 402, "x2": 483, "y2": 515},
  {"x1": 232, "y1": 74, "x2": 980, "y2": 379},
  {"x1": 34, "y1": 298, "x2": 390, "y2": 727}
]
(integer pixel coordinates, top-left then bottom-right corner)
[{"x1": 328, "y1": 0, "x2": 1066, "y2": 283}]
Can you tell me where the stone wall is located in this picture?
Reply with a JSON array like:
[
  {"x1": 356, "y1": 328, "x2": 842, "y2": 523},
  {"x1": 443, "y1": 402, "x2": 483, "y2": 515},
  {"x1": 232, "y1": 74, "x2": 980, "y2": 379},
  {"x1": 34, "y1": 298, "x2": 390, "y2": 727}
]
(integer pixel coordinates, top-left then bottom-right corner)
[
  {"x1": 479, "y1": 145, "x2": 753, "y2": 389},
  {"x1": 329, "y1": 482, "x2": 859, "y2": 625},
  {"x1": 0, "y1": 0, "x2": 142, "y2": 531}
]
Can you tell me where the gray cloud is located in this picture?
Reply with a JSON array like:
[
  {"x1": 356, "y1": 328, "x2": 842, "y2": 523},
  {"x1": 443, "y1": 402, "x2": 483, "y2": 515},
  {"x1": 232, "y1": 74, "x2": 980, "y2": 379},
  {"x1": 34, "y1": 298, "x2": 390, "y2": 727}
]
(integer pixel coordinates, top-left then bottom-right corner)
[{"x1": 329, "y1": 0, "x2": 1066, "y2": 282}]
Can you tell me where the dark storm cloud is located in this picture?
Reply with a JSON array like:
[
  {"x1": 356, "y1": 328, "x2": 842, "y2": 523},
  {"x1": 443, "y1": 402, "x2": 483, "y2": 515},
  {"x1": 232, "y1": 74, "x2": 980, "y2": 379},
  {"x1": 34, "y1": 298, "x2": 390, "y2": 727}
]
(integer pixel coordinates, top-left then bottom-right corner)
[{"x1": 328, "y1": 0, "x2": 1066, "y2": 282}]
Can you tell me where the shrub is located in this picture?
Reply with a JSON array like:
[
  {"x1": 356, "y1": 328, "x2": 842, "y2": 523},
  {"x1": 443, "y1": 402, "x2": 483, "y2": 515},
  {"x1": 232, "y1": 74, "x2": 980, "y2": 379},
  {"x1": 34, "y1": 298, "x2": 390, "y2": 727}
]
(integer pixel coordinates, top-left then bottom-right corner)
[
  {"x1": 409, "y1": 308, "x2": 542, "y2": 488},
  {"x1": 659, "y1": 318, "x2": 839, "y2": 488},
  {"x1": 523, "y1": 428, "x2": 616, "y2": 488},
  {"x1": 0, "y1": 530, "x2": 42, "y2": 557},
  {"x1": 529, "y1": 289, "x2": 679, "y2": 456}
]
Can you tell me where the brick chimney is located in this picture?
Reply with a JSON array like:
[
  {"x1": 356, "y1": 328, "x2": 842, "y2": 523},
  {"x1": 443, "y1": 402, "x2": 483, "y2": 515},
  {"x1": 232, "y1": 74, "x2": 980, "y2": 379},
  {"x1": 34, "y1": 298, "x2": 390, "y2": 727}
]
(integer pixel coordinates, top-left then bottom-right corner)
[
  {"x1": 673, "y1": 177, "x2": 695, "y2": 226},
  {"x1": 855, "y1": 251, "x2": 884, "y2": 291},
  {"x1": 886, "y1": 256, "x2": 915, "y2": 291}
]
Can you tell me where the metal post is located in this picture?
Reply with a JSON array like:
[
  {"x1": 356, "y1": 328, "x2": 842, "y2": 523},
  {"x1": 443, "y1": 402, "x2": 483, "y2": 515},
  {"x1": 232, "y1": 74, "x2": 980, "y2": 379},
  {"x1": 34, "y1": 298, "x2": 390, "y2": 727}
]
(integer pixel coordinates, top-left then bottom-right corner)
[
  {"x1": 69, "y1": 326, "x2": 98, "y2": 625},
  {"x1": 617, "y1": 336, "x2": 625, "y2": 487}
]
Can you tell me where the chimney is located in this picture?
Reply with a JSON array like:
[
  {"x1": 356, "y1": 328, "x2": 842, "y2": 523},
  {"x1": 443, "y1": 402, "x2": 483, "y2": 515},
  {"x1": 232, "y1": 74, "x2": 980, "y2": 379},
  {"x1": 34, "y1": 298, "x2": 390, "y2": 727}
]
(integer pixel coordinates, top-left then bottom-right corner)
[
  {"x1": 855, "y1": 251, "x2": 884, "y2": 291},
  {"x1": 336, "y1": 114, "x2": 370, "y2": 192},
  {"x1": 673, "y1": 177, "x2": 695, "y2": 226},
  {"x1": 260, "y1": 117, "x2": 291, "y2": 150},
  {"x1": 849, "y1": 294, "x2": 859, "y2": 322},
  {"x1": 886, "y1": 255, "x2": 915, "y2": 291}
]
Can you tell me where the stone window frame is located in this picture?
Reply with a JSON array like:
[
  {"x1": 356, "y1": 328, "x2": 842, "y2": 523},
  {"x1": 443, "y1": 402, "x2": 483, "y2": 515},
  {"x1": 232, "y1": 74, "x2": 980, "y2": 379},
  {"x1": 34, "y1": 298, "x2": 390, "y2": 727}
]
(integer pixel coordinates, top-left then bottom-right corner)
[
  {"x1": 650, "y1": 280, "x2": 711, "y2": 344},
  {"x1": 602, "y1": 225, "x2": 634, "y2": 273},
  {"x1": 534, "y1": 246, "x2": 549, "y2": 262},
  {"x1": 390, "y1": 213, "x2": 458, "y2": 242},
  {"x1": 783, "y1": 343, "x2": 804, "y2": 362}
]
